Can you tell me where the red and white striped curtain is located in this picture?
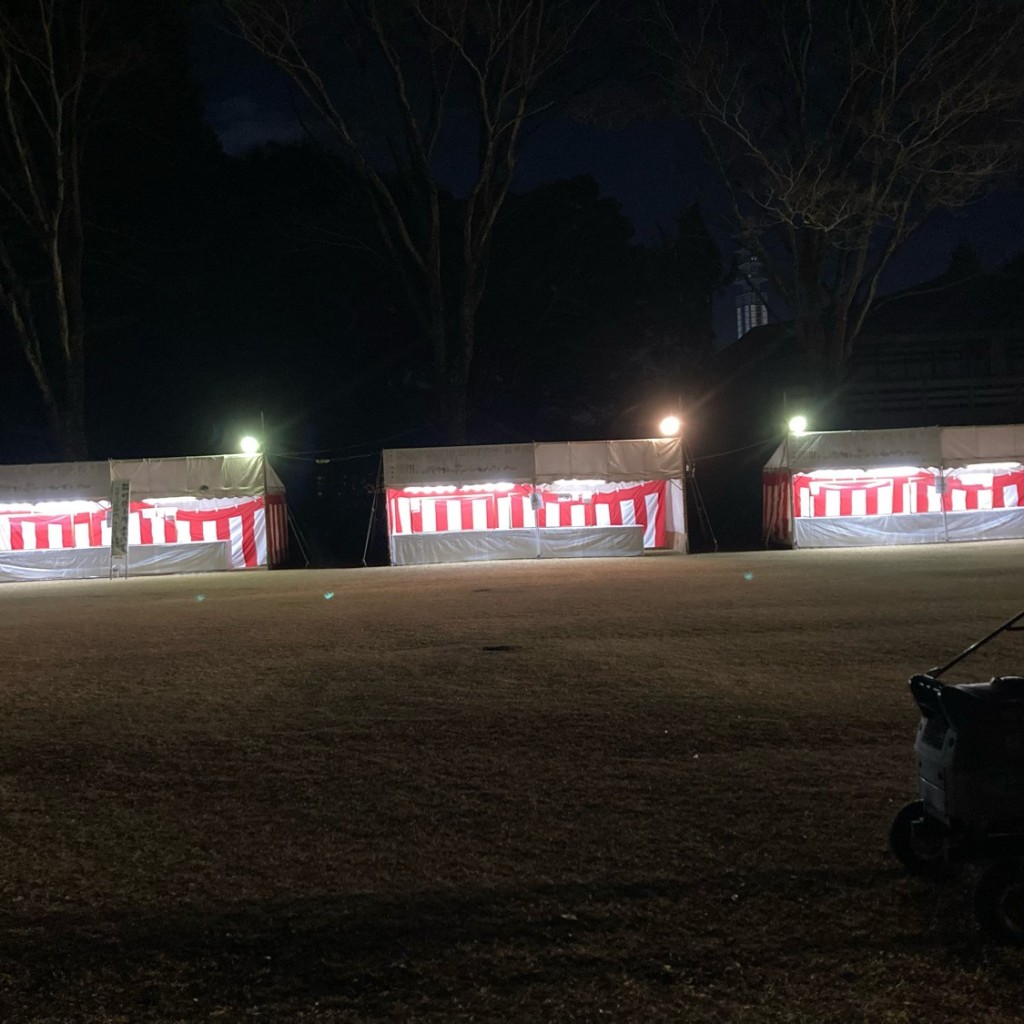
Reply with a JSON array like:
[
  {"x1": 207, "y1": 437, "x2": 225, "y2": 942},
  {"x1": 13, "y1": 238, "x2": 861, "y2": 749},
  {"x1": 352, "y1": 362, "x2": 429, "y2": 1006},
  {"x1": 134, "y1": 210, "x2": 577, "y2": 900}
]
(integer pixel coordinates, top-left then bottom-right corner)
[
  {"x1": 0, "y1": 497, "x2": 281, "y2": 569},
  {"x1": 387, "y1": 481, "x2": 668, "y2": 548},
  {"x1": 790, "y1": 467, "x2": 1024, "y2": 519}
]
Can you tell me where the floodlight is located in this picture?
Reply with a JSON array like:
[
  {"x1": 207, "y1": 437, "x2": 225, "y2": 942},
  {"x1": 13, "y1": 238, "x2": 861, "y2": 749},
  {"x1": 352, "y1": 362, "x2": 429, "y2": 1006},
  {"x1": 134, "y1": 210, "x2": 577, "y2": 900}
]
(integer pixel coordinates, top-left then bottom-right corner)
[
  {"x1": 788, "y1": 415, "x2": 808, "y2": 436},
  {"x1": 240, "y1": 435, "x2": 260, "y2": 454},
  {"x1": 659, "y1": 415, "x2": 683, "y2": 436}
]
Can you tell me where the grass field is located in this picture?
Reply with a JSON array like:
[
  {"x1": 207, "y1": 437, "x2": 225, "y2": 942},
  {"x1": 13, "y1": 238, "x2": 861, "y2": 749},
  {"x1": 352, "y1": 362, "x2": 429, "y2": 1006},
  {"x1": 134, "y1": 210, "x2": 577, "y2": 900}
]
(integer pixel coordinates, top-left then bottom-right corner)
[{"x1": 2, "y1": 543, "x2": 1024, "y2": 1022}]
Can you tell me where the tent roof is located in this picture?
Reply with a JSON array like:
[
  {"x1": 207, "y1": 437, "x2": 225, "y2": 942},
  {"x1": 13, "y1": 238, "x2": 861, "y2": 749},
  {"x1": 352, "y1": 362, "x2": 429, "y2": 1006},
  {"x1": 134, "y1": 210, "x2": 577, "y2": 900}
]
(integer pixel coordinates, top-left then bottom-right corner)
[
  {"x1": 765, "y1": 424, "x2": 1024, "y2": 471},
  {"x1": 383, "y1": 438, "x2": 683, "y2": 488},
  {"x1": 0, "y1": 454, "x2": 283, "y2": 503}
]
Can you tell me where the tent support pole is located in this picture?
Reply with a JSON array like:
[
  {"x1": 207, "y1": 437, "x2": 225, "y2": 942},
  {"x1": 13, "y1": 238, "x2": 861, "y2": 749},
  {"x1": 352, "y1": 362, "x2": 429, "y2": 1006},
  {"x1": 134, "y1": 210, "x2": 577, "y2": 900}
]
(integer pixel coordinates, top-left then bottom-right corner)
[{"x1": 362, "y1": 456, "x2": 384, "y2": 567}]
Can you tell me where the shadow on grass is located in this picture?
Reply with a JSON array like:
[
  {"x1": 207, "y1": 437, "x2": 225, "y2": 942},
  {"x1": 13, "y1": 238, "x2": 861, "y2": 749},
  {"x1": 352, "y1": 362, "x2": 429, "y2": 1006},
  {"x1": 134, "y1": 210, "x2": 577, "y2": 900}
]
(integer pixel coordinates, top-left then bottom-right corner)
[{"x1": 0, "y1": 868, "x2": 1002, "y2": 1018}]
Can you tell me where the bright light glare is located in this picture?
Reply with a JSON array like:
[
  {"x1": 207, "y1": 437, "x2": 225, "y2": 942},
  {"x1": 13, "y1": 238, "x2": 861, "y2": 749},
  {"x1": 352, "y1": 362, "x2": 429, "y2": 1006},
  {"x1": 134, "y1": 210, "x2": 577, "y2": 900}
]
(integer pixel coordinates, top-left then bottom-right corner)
[
  {"x1": 659, "y1": 415, "x2": 683, "y2": 436},
  {"x1": 240, "y1": 435, "x2": 260, "y2": 454},
  {"x1": 788, "y1": 415, "x2": 808, "y2": 435}
]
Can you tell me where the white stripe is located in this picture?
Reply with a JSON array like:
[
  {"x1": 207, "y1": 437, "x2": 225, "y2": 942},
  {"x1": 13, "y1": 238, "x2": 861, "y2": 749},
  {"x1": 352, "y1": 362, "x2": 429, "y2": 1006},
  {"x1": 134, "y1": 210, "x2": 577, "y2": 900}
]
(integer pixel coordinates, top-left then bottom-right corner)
[
  {"x1": 472, "y1": 499, "x2": 488, "y2": 531},
  {"x1": 398, "y1": 498, "x2": 412, "y2": 534},
  {"x1": 644, "y1": 492, "x2": 659, "y2": 547},
  {"x1": 928, "y1": 486, "x2": 942, "y2": 513},
  {"x1": 203, "y1": 520, "x2": 219, "y2": 543},
  {"x1": 522, "y1": 498, "x2": 536, "y2": 528},
  {"x1": 978, "y1": 489, "x2": 992, "y2": 511},
  {"x1": 497, "y1": 497, "x2": 510, "y2": 530},
  {"x1": 228, "y1": 515, "x2": 244, "y2": 568},
  {"x1": 798, "y1": 487, "x2": 810, "y2": 517},
  {"x1": 422, "y1": 500, "x2": 437, "y2": 533},
  {"x1": 877, "y1": 483, "x2": 893, "y2": 515},
  {"x1": 1005, "y1": 484, "x2": 1019, "y2": 508},
  {"x1": 447, "y1": 499, "x2": 462, "y2": 532},
  {"x1": 74, "y1": 522, "x2": 91, "y2": 548},
  {"x1": 21, "y1": 524, "x2": 36, "y2": 550},
  {"x1": 904, "y1": 483, "x2": 915, "y2": 513},
  {"x1": 825, "y1": 490, "x2": 840, "y2": 517},
  {"x1": 851, "y1": 490, "x2": 866, "y2": 517},
  {"x1": 47, "y1": 523, "x2": 64, "y2": 549},
  {"x1": 595, "y1": 503, "x2": 611, "y2": 526},
  {"x1": 128, "y1": 514, "x2": 142, "y2": 545},
  {"x1": 951, "y1": 489, "x2": 967, "y2": 512},
  {"x1": 620, "y1": 499, "x2": 636, "y2": 526},
  {"x1": 570, "y1": 503, "x2": 586, "y2": 527}
]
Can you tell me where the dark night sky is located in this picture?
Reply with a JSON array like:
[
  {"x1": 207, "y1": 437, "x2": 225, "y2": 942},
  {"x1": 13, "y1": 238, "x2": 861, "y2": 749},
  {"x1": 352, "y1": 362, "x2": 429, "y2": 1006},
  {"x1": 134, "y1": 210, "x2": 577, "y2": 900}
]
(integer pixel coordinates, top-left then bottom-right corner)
[{"x1": 190, "y1": 18, "x2": 1024, "y2": 352}]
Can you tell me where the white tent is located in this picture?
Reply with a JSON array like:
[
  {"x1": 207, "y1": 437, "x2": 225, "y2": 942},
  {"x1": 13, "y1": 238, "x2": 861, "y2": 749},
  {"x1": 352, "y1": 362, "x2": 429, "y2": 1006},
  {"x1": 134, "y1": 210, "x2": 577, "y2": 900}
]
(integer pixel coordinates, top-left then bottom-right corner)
[
  {"x1": 0, "y1": 454, "x2": 287, "y2": 582},
  {"x1": 763, "y1": 424, "x2": 1024, "y2": 548},
  {"x1": 384, "y1": 438, "x2": 687, "y2": 566}
]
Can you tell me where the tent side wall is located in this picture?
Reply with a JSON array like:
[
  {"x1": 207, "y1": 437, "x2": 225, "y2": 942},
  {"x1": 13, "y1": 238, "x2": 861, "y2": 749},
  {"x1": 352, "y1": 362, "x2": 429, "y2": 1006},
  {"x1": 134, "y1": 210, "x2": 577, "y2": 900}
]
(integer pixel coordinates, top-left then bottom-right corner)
[
  {"x1": 762, "y1": 469, "x2": 792, "y2": 547},
  {"x1": 0, "y1": 453, "x2": 287, "y2": 582},
  {"x1": 765, "y1": 425, "x2": 1024, "y2": 549},
  {"x1": 384, "y1": 439, "x2": 685, "y2": 566}
]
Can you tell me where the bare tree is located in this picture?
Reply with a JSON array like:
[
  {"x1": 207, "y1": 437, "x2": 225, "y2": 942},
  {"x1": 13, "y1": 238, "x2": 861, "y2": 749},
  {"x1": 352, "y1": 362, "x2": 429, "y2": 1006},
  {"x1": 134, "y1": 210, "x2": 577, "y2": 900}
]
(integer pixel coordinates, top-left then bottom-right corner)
[
  {"x1": 0, "y1": 0, "x2": 101, "y2": 458},
  {"x1": 226, "y1": 0, "x2": 599, "y2": 441},
  {"x1": 647, "y1": 0, "x2": 1024, "y2": 388}
]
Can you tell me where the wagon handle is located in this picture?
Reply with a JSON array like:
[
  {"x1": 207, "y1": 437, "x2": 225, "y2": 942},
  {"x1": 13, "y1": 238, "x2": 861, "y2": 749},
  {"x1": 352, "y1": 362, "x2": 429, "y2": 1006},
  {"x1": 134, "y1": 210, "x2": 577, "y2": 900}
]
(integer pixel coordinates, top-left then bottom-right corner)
[{"x1": 930, "y1": 608, "x2": 1024, "y2": 678}]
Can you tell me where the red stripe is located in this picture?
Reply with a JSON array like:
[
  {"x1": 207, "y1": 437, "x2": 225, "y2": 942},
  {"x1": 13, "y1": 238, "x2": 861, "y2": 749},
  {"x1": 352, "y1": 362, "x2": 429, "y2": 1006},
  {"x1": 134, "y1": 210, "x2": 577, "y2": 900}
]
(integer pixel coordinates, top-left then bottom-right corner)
[
  {"x1": 892, "y1": 478, "x2": 905, "y2": 514},
  {"x1": 241, "y1": 509, "x2": 257, "y2": 567},
  {"x1": 91, "y1": 511, "x2": 105, "y2": 545},
  {"x1": 652, "y1": 480, "x2": 666, "y2": 546},
  {"x1": 10, "y1": 521, "x2": 24, "y2": 550},
  {"x1": 435, "y1": 500, "x2": 448, "y2": 532},
  {"x1": 916, "y1": 479, "x2": 930, "y2": 513},
  {"x1": 138, "y1": 515, "x2": 154, "y2": 545},
  {"x1": 792, "y1": 475, "x2": 804, "y2": 518},
  {"x1": 812, "y1": 489, "x2": 826, "y2": 517},
  {"x1": 839, "y1": 489, "x2": 853, "y2": 517},
  {"x1": 35, "y1": 522, "x2": 49, "y2": 548},
  {"x1": 460, "y1": 499, "x2": 474, "y2": 531},
  {"x1": 409, "y1": 502, "x2": 423, "y2": 534},
  {"x1": 164, "y1": 519, "x2": 178, "y2": 543},
  {"x1": 510, "y1": 495, "x2": 524, "y2": 529},
  {"x1": 216, "y1": 516, "x2": 231, "y2": 545},
  {"x1": 633, "y1": 496, "x2": 646, "y2": 530},
  {"x1": 865, "y1": 486, "x2": 878, "y2": 516},
  {"x1": 486, "y1": 495, "x2": 498, "y2": 529}
]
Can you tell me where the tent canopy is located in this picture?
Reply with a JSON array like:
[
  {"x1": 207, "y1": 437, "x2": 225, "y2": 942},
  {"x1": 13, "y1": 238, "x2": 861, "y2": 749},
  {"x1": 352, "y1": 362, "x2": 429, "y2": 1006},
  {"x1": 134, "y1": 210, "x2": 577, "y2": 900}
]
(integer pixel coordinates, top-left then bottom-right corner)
[
  {"x1": 765, "y1": 425, "x2": 1024, "y2": 473},
  {"x1": 0, "y1": 454, "x2": 284, "y2": 504},
  {"x1": 383, "y1": 438, "x2": 683, "y2": 489}
]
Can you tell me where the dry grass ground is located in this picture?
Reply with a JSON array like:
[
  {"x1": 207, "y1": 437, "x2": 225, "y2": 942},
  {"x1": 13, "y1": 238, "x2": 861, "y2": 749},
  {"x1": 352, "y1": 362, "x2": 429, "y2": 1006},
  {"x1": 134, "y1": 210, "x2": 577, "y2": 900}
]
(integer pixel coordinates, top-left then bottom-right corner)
[{"x1": 1, "y1": 543, "x2": 1024, "y2": 1022}]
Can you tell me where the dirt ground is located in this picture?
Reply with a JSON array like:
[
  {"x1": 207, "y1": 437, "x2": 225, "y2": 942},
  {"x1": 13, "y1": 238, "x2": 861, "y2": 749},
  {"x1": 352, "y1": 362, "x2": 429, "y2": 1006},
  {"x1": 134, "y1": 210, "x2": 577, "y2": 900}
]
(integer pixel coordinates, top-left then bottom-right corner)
[{"x1": 1, "y1": 543, "x2": 1024, "y2": 1022}]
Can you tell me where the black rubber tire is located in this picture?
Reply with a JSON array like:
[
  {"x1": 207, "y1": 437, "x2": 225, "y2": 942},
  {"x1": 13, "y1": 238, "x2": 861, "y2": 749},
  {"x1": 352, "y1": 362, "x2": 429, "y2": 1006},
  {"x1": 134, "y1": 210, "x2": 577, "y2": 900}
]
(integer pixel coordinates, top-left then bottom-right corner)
[
  {"x1": 889, "y1": 800, "x2": 946, "y2": 874},
  {"x1": 975, "y1": 859, "x2": 1024, "y2": 944}
]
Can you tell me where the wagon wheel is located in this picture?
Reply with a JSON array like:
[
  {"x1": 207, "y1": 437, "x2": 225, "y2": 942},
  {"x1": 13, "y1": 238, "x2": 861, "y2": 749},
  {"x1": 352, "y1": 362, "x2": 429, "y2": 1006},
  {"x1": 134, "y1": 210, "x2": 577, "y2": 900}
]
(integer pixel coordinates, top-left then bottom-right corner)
[
  {"x1": 975, "y1": 858, "x2": 1024, "y2": 944},
  {"x1": 888, "y1": 800, "x2": 946, "y2": 874}
]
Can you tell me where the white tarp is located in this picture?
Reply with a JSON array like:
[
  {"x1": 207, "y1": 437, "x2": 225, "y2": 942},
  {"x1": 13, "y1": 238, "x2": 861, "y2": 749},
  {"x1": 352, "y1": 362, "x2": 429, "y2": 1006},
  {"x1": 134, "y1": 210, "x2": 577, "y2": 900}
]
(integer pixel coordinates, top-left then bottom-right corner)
[
  {"x1": 766, "y1": 424, "x2": 1024, "y2": 472},
  {"x1": 385, "y1": 438, "x2": 683, "y2": 488},
  {"x1": 111, "y1": 454, "x2": 284, "y2": 499},
  {"x1": 384, "y1": 444, "x2": 535, "y2": 489},
  {"x1": 389, "y1": 525, "x2": 644, "y2": 566},
  {"x1": 0, "y1": 461, "x2": 110, "y2": 502},
  {"x1": 0, "y1": 540, "x2": 230, "y2": 583},
  {"x1": 533, "y1": 438, "x2": 682, "y2": 483},
  {"x1": 765, "y1": 427, "x2": 943, "y2": 471},
  {"x1": 794, "y1": 508, "x2": 1024, "y2": 548},
  {"x1": 939, "y1": 425, "x2": 1024, "y2": 466}
]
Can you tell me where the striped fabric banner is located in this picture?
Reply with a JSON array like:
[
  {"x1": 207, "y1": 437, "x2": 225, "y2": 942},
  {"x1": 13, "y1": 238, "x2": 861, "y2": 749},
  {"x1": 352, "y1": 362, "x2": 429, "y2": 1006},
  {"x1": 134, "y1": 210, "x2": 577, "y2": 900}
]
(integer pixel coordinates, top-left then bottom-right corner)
[
  {"x1": 0, "y1": 497, "x2": 277, "y2": 569},
  {"x1": 790, "y1": 467, "x2": 1024, "y2": 519},
  {"x1": 387, "y1": 481, "x2": 668, "y2": 548}
]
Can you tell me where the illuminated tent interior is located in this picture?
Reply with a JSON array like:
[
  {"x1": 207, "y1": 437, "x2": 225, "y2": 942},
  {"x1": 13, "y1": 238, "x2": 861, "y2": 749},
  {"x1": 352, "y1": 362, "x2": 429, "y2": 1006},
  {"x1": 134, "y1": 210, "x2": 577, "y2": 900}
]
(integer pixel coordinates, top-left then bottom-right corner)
[
  {"x1": 763, "y1": 424, "x2": 1024, "y2": 548},
  {"x1": 383, "y1": 439, "x2": 686, "y2": 566},
  {"x1": 0, "y1": 454, "x2": 287, "y2": 582}
]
